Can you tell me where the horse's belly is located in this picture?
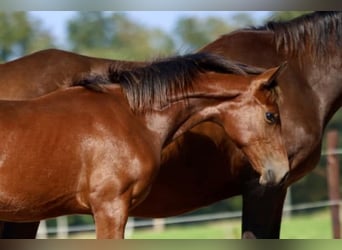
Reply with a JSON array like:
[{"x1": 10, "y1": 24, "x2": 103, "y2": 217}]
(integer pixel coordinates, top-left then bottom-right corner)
[
  {"x1": 0, "y1": 204, "x2": 42, "y2": 222},
  {"x1": 0, "y1": 189, "x2": 88, "y2": 222}
]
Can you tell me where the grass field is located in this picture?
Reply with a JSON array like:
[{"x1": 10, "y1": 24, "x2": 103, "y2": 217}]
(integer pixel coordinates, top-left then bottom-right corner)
[
  {"x1": 280, "y1": 210, "x2": 333, "y2": 239},
  {"x1": 67, "y1": 209, "x2": 336, "y2": 239},
  {"x1": 130, "y1": 210, "x2": 333, "y2": 239}
]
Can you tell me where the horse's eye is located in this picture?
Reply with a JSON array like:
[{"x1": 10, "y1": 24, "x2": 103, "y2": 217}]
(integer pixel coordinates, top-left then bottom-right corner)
[{"x1": 265, "y1": 112, "x2": 278, "y2": 124}]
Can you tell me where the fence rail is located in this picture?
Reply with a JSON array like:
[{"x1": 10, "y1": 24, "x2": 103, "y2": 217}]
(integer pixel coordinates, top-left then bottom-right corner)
[{"x1": 37, "y1": 199, "x2": 342, "y2": 237}]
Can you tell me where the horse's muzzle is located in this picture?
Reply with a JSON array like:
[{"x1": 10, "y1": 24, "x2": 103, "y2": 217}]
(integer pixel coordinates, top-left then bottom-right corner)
[{"x1": 259, "y1": 167, "x2": 289, "y2": 187}]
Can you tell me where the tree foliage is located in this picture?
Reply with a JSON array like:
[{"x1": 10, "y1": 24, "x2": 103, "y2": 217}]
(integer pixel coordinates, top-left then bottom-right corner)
[
  {"x1": 174, "y1": 16, "x2": 234, "y2": 51},
  {"x1": 67, "y1": 12, "x2": 175, "y2": 60},
  {"x1": 266, "y1": 11, "x2": 313, "y2": 22},
  {"x1": 0, "y1": 12, "x2": 54, "y2": 62}
]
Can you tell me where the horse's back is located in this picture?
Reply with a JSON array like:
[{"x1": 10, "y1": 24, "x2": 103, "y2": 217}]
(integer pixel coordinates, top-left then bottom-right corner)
[{"x1": 0, "y1": 49, "x2": 115, "y2": 100}]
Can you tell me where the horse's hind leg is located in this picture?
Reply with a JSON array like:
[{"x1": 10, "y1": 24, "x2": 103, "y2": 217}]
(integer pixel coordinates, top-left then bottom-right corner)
[
  {"x1": 0, "y1": 221, "x2": 3, "y2": 236},
  {"x1": 0, "y1": 221, "x2": 40, "y2": 239}
]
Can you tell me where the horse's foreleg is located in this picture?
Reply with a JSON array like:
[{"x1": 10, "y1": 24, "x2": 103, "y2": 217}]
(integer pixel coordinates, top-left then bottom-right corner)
[
  {"x1": 241, "y1": 184, "x2": 287, "y2": 239},
  {"x1": 90, "y1": 193, "x2": 130, "y2": 239}
]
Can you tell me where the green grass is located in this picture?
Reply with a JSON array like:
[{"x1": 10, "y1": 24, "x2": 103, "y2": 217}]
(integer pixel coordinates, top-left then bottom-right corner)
[
  {"x1": 68, "y1": 209, "x2": 336, "y2": 239},
  {"x1": 280, "y1": 210, "x2": 333, "y2": 239},
  {"x1": 129, "y1": 209, "x2": 334, "y2": 239},
  {"x1": 130, "y1": 220, "x2": 241, "y2": 239}
]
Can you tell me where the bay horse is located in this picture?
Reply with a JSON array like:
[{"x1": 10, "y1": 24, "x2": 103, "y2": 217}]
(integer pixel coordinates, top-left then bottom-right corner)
[
  {"x1": 0, "y1": 53, "x2": 288, "y2": 239},
  {"x1": 2, "y1": 11, "x2": 340, "y2": 239},
  {"x1": 195, "y1": 11, "x2": 342, "y2": 237}
]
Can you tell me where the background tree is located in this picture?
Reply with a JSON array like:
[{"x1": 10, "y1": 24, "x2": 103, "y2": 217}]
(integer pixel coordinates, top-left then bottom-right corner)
[
  {"x1": 0, "y1": 12, "x2": 54, "y2": 62},
  {"x1": 173, "y1": 12, "x2": 262, "y2": 52},
  {"x1": 229, "y1": 12, "x2": 256, "y2": 27},
  {"x1": 67, "y1": 12, "x2": 175, "y2": 60},
  {"x1": 266, "y1": 11, "x2": 312, "y2": 22},
  {"x1": 174, "y1": 16, "x2": 235, "y2": 51}
]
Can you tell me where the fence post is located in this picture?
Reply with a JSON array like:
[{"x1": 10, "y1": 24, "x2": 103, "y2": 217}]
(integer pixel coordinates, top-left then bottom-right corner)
[
  {"x1": 326, "y1": 129, "x2": 341, "y2": 239},
  {"x1": 56, "y1": 216, "x2": 69, "y2": 238},
  {"x1": 153, "y1": 218, "x2": 165, "y2": 232},
  {"x1": 37, "y1": 220, "x2": 48, "y2": 239},
  {"x1": 125, "y1": 217, "x2": 135, "y2": 238},
  {"x1": 283, "y1": 187, "x2": 292, "y2": 217}
]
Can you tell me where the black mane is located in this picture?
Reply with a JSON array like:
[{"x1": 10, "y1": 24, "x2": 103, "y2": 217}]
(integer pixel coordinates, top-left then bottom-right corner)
[
  {"x1": 77, "y1": 53, "x2": 264, "y2": 113},
  {"x1": 249, "y1": 11, "x2": 342, "y2": 59}
]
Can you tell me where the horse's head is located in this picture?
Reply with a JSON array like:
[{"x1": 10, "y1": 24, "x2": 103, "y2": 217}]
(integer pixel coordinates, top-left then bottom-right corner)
[{"x1": 217, "y1": 63, "x2": 289, "y2": 186}]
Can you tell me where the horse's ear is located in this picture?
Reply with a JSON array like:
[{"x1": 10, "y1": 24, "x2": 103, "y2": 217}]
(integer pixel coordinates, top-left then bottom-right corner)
[{"x1": 255, "y1": 62, "x2": 287, "y2": 90}]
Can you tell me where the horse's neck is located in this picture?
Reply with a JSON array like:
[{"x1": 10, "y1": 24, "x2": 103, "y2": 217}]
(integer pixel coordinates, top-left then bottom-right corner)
[
  {"x1": 141, "y1": 74, "x2": 246, "y2": 148},
  {"x1": 299, "y1": 53, "x2": 342, "y2": 128},
  {"x1": 144, "y1": 88, "x2": 236, "y2": 150},
  {"x1": 200, "y1": 30, "x2": 283, "y2": 68},
  {"x1": 316, "y1": 62, "x2": 341, "y2": 126},
  {"x1": 142, "y1": 97, "x2": 226, "y2": 149}
]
